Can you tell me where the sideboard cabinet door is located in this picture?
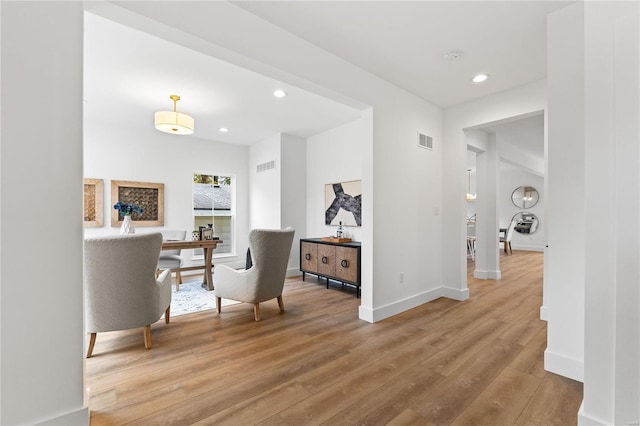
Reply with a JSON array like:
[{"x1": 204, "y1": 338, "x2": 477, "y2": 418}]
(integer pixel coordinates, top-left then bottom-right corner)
[
  {"x1": 335, "y1": 246, "x2": 359, "y2": 283},
  {"x1": 301, "y1": 241, "x2": 318, "y2": 274},
  {"x1": 317, "y1": 244, "x2": 336, "y2": 277}
]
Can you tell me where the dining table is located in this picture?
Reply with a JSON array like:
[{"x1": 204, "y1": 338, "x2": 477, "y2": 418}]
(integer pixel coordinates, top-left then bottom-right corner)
[{"x1": 161, "y1": 238, "x2": 222, "y2": 291}]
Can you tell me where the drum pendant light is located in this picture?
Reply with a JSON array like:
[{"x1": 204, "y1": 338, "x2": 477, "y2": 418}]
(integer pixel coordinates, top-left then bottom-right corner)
[{"x1": 154, "y1": 94, "x2": 194, "y2": 135}]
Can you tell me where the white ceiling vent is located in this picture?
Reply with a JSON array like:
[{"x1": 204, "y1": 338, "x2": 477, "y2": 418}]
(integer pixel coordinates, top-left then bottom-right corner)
[
  {"x1": 257, "y1": 160, "x2": 276, "y2": 173},
  {"x1": 417, "y1": 132, "x2": 433, "y2": 150}
]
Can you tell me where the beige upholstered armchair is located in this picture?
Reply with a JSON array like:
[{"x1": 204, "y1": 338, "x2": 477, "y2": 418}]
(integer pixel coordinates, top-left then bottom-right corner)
[
  {"x1": 215, "y1": 228, "x2": 295, "y2": 321},
  {"x1": 84, "y1": 233, "x2": 171, "y2": 357},
  {"x1": 158, "y1": 229, "x2": 187, "y2": 290}
]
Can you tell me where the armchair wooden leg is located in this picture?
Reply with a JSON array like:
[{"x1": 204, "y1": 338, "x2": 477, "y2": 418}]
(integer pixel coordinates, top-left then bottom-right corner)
[
  {"x1": 254, "y1": 303, "x2": 261, "y2": 321},
  {"x1": 175, "y1": 271, "x2": 182, "y2": 291},
  {"x1": 277, "y1": 295, "x2": 285, "y2": 312},
  {"x1": 216, "y1": 297, "x2": 222, "y2": 314},
  {"x1": 86, "y1": 333, "x2": 96, "y2": 358},
  {"x1": 143, "y1": 325, "x2": 152, "y2": 349},
  {"x1": 165, "y1": 305, "x2": 171, "y2": 324}
]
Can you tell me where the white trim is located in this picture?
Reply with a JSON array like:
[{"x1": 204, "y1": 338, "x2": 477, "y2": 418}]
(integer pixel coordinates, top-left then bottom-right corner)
[
  {"x1": 286, "y1": 268, "x2": 301, "y2": 278},
  {"x1": 544, "y1": 348, "x2": 584, "y2": 382},
  {"x1": 474, "y1": 269, "x2": 502, "y2": 280},
  {"x1": 577, "y1": 400, "x2": 608, "y2": 426},
  {"x1": 442, "y1": 286, "x2": 469, "y2": 301},
  {"x1": 358, "y1": 286, "x2": 468, "y2": 323},
  {"x1": 35, "y1": 406, "x2": 89, "y2": 426},
  {"x1": 510, "y1": 244, "x2": 545, "y2": 252},
  {"x1": 539, "y1": 305, "x2": 549, "y2": 321}
]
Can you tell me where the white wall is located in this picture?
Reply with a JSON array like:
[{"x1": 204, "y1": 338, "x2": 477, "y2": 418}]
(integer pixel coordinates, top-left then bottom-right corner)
[
  {"x1": 106, "y1": 1, "x2": 447, "y2": 323},
  {"x1": 280, "y1": 134, "x2": 307, "y2": 272},
  {"x1": 1, "y1": 2, "x2": 88, "y2": 424},
  {"x1": 499, "y1": 163, "x2": 545, "y2": 252},
  {"x1": 249, "y1": 134, "x2": 281, "y2": 230},
  {"x1": 83, "y1": 120, "x2": 250, "y2": 268},
  {"x1": 248, "y1": 132, "x2": 306, "y2": 274},
  {"x1": 306, "y1": 116, "x2": 367, "y2": 242},
  {"x1": 443, "y1": 80, "x2": 548, "y2": 296}
]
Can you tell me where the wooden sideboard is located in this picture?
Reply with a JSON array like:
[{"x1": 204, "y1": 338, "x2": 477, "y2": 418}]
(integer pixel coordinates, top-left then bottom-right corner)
[{"x1": 300, "y1": 238, "x2": 361, "y2": 298}]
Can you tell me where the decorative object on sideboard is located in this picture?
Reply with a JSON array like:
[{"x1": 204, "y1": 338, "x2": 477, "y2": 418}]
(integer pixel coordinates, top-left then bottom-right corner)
[
  {"x1": 111, "y1": 180, "x2": 164, "y2": 227},
  {"x1": 325, "y1": 179, "x2": 362, "y2": 226},
  {"x1": 83, "y1": 178, "x2": 104, "y2": 228},
  {"x1": 113, "y1": 201, "x2": 143, "y2": 234},
  {"x1": 154, "y1": 94, "x2": 194, "y2": 135}
]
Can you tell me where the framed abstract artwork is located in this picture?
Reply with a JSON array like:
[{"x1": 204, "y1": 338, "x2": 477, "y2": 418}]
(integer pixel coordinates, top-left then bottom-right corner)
[
  {"x1": 83, "y1": 178, "x2": 104, "y2": 227},
  {"x1": 111, "y1": 180, "x2": 164, "y2": 227},
  {"x1": 325, "y1": 179, "x2": 362, "y2": 226}
]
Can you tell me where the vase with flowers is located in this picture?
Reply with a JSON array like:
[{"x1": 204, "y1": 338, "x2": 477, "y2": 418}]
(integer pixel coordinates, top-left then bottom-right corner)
[{"x1": 114, "y1": 202, "x2": 144, "y2": 234}]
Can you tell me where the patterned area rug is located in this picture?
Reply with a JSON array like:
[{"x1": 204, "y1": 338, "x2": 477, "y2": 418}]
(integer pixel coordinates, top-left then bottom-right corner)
[{"x1": 169, "y1": 280, "x2": 239, "y2": 317}]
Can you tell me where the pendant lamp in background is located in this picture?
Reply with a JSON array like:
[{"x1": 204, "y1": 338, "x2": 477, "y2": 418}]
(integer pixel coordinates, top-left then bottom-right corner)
[
  {"x1": 154, "y1": 94, "x2": 194, "y2": 135},
  {"x1": 466, "y1": 169, "x2": 477, "y2": 202}
]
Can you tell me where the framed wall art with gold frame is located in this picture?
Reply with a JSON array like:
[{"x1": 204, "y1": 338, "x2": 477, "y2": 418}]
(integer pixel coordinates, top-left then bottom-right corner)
[{"x1": 111, "y1": 180, "x2": 164, "y2": 227}]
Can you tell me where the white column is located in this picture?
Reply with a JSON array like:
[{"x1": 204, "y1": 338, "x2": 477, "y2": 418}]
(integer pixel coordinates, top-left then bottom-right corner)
[
  {"x1": 472, "y1": 132, "x2": 500, "y2": 280},
  {"x1": 545, "y1": 2, "x2": 586, "y2": 383},
  {"x1": 579, "y1": 2, "x2": 640, "y2": 424}
]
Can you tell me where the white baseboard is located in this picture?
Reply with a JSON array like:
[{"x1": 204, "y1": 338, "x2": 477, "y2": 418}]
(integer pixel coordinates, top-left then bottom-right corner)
[
  {"x1": 286, "y1": 268, "x2": 301, "y2": 277},
  {"x1": 474, "y1": 269, "x2": 502, "y2": 280},
  {"x1": 442, "y1": 286, "x2": 469, "y2": 301},
  {"x1": 511, "y1": 244, "x2": 545, "y2": 252},
  {"x1": 358, "y1": 285, "x2": 468, "y2": 323},
  {"x1": 544, "y1": 348, "x2": 584, "y2": 382},
  {"x1": 539, "y1": 305, "x2": 549, "y2": 321},
  {"x1": 35, "y1": 406, "x2": 89, "y2": 425},
  {"x1": 577, "y1": 400, "x2": 608, "y2": 425}
]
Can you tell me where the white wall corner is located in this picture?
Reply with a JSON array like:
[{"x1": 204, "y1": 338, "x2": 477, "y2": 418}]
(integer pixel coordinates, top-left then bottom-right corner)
[
  {"x1": 35, "y1": 406, "x2": 89, "y2": 426},
  {"x1": 539, "y1": 305, "x2": 549, "y2": 321},
  {"x1": 358, "y1": 305, "x2": 374, "y2": 323},
  {"x1": 544, "y1": 348, "x2": 584, "y2": 383},
  {"x1": 442, "y1": 286, "x2": 469, "y2": 301},
  {"x1": 577, "y1": 401, "x2": 608, "y2": 426}
]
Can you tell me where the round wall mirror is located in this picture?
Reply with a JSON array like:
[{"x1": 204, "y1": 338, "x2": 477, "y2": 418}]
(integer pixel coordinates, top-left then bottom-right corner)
[
  {"x1": 511, "y1": 212, "x2": 540, "y2": 234},
  {"x1": 511, "y1": 186, "x2": 539, "y2": 209}
]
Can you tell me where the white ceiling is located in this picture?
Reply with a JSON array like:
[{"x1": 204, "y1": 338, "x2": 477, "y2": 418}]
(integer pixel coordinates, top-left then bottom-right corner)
[
  {"x1": 85, "y1": 1, "x2": 570, "y2": 146},
  {"x1": 234, "y1": 1, "x2": 571, "y2": 108},
  {"x1": 83, "y1": 12, "x2": 363, "y2": 145}
]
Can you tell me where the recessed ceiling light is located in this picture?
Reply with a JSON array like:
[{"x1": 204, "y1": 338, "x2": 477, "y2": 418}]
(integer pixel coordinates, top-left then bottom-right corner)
[
  {"x1": 273, "y1": 89, "x2": 287, "y2": 98},
  {"x1": 219, "y1": 127, "x2": 229, "y2": 133},
  {"x1": 472, "y1": 73, "x2": 489, "y2": 83}
]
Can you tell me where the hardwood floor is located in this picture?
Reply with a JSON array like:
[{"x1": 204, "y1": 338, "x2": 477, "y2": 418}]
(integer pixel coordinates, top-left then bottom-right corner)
[{"x1": 86, "y1": 251, "x2": 583, "y2": 425}]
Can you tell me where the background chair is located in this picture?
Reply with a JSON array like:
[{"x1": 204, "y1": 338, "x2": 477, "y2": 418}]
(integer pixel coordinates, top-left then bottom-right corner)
[
  {"x1": 214, "y1": 228, "x2": 295, "y2": 321},
  {"x1": 84, "y1": 233, "x2": 171, "y2": 357},
  {"x1": 500, "y1": 220, "x2": 517, "y2": 255},
  {"x1": 158, "y1": 230, "x2": 187, "y2": 290}
]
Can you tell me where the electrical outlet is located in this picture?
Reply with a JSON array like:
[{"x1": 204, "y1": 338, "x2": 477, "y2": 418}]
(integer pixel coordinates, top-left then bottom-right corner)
[
  {"x1": 399, "y1": 272, "x2": 404, "y2": 283},
  {"x1": 433, "y1": 207, "x2": 439, "y2": 216}
]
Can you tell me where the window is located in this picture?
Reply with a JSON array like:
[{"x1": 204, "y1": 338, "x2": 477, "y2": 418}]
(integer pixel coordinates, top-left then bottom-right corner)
[{"x1": 193, "y1": 173, "x2": 234, "y2": 256}]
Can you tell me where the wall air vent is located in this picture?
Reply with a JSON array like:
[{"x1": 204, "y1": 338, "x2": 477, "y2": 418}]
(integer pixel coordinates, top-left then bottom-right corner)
[
  {"x1": 257, "y1": 160, "x2": 276, "y2": 173},
  {"x1": 417, "y1": 132, "x2": 433, "y2": 150}
]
